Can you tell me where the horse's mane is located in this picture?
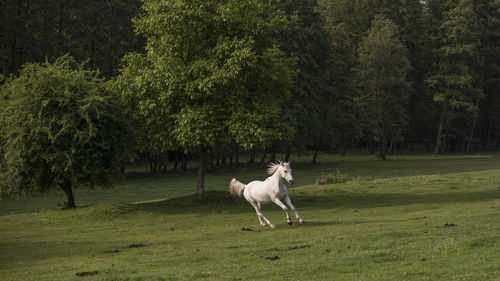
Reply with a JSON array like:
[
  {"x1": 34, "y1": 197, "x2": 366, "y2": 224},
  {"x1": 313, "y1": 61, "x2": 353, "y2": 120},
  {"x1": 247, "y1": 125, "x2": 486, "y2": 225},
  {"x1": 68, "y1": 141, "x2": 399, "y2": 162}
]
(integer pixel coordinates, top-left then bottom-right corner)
[{"x1": 266, "y1": 161, "x2": 290, "y2": 175}]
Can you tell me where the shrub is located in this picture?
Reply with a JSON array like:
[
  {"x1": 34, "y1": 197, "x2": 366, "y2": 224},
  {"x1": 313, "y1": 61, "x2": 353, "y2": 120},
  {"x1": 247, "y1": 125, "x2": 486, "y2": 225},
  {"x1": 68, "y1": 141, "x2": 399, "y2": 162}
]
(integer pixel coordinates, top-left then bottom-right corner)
[{"x1": 317, "y1": 169, "x2": 347, "y2": 185}]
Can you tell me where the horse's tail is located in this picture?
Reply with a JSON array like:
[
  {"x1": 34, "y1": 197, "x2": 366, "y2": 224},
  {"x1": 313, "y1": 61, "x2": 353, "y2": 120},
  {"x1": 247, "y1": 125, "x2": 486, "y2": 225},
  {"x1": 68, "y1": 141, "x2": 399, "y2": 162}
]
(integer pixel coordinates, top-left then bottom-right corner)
[{"x1": 229, "y1": 178, "x2": 245, "y2": 197}]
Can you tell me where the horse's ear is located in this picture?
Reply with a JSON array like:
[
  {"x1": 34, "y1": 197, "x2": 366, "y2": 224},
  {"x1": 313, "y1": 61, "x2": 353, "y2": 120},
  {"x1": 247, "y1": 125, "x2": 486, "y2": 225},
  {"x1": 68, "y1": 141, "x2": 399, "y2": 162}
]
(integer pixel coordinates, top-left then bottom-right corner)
[{"x1": 278, "y1": 160, "x2": 282, "y2": 166}]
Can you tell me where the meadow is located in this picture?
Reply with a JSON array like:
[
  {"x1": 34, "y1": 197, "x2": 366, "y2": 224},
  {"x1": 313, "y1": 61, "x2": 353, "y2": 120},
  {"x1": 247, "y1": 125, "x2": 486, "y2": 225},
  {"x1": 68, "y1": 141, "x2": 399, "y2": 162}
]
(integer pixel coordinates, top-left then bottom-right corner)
[{"x1": 1, "y1": 151, "x2": 499, "y2": 280}]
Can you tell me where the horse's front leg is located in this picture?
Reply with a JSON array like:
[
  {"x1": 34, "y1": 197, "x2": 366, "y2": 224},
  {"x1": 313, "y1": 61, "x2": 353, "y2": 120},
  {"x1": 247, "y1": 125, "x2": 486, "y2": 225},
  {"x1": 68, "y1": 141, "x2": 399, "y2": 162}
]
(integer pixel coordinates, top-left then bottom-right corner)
[
  {"x1": 284, "y1": 195, "x2": 304, "y2": 224},
  {"x1": 271, "y1": 196, "x2": 293, "y2": 225}
]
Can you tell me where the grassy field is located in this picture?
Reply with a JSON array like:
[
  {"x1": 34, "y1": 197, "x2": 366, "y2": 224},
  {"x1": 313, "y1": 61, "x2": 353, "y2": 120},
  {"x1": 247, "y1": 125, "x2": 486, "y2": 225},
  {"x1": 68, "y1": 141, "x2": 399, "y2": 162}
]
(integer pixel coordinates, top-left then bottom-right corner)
[{"x1": 1, "y1": 152, "x2": 499, "y2": 280}]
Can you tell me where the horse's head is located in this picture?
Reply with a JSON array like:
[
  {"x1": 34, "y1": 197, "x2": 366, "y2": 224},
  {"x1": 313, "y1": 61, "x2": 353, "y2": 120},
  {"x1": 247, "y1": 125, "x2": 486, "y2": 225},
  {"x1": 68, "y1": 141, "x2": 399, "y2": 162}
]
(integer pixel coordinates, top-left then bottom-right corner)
[{"x1": 278, "y1": 161, "x2": 294, "y2": 185}]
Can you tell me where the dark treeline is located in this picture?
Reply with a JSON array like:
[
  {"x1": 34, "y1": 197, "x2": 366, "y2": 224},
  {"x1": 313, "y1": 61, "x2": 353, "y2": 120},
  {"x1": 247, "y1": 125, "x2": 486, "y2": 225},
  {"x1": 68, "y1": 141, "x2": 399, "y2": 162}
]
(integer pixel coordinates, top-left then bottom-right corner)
[
  {"x1": 0, "y1": 0, "x2": 142, "y2": 78},
  {"x1": 1, "y1": 0, "x2": 500, "y2": 166}
]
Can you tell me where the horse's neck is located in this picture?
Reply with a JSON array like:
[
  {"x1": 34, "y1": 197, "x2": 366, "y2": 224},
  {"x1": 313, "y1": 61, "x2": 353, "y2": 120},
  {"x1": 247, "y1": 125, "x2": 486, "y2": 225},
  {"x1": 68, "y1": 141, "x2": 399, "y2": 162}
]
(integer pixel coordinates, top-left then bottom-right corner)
[{"x1": 269, "y1": 170, "x2": 283, "y2": 186}]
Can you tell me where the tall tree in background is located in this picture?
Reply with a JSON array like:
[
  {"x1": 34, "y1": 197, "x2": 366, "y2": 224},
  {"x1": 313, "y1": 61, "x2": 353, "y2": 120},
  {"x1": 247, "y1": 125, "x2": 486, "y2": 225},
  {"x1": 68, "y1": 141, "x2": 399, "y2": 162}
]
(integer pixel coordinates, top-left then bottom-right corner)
[
  {"x1": 475, "y1": 0, "x2": 500, "y2": 150},
  {"x1": 426, "y1": 0, "x2": 482, "y2": 153},
  {"x1": 0, "y1": 56, "x2": 133, "y2": 208},
  {"x1": 116, "y1": 0, "x2": 293, "y2": 200},
  {"x1": 277, "y1": 0, "x2": 335, "y2": 162},
  {"x1": 355, "y1": 15, "x2": 412, "y2": 160}
]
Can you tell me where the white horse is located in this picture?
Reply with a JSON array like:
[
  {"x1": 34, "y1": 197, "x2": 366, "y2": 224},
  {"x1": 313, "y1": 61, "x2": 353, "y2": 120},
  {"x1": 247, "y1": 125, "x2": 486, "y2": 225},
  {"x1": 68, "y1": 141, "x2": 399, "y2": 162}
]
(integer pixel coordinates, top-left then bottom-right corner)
[{"x1": 229, "y1": 161, "x2": 304, "y2": 228}]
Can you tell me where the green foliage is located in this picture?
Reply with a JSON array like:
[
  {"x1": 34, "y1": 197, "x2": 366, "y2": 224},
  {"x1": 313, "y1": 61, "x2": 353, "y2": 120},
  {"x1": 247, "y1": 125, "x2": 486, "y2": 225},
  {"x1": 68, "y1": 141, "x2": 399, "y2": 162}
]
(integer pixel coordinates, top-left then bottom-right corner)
[
  {"x1": 115, "y1": 0, "x2": 294, "y2": 151},
  {"x1": 0, "y1": 56, "x2": 133, "y2": 202},
  {"x1": 355, "y1": 15, "x2": 412, "y2": 159},
  {"x1": 426, "y1": 0, "x2": 482, "y2": 111},
  {"x1": 424, "y1": 0, "x2": 484, "y2": 153}
]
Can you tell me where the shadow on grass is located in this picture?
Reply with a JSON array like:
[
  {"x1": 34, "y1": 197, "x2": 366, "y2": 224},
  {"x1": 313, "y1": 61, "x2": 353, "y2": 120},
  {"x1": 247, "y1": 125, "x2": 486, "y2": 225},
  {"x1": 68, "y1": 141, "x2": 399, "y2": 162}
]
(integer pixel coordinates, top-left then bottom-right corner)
[{"x1": 133, "y1": 189, "x2": 500, "y2": 215}]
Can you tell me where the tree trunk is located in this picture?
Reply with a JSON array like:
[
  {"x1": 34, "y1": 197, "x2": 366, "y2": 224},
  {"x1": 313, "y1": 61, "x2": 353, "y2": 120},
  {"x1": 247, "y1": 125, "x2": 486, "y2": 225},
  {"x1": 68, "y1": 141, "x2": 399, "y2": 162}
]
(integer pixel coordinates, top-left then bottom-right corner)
[
  {"x1": 197, "y1": 146, "x2": 207, "y2": 201},
  {"x1": 311, "y1": 150, "x2": 318, "y2": 165},
  {"x1": 483, "y1": 118, "x2": 493, "y2": 150},
  {"x1": 229, "y1": 148, "x2": 233, "y2": 168},
  {"x1": 61, "y1": 180, "x2": 76, "y2": 209},
  {"x1": 268, "y1": 146, "x2": 276, "y2": 163},
  {"x1": 259, "y1": 148, "x2": 267, "y2": 164},
  {"x1": 466, "y1": 97, "x2": 480, "y2": 153},
  {"x1": 248, "y1": 148, "x2": 255, "y2": 163},
  {"x1": 338, "y1": 143, "x2": 346, "y2": 156},
  {"x1": 284, "y1": 148, "x2": 291, "y2": 162},
  {"x1": 434, "y1": 103, "x2": 447, "y2": 154},
  {"x1": 234, "y1": 145, "x2": 239, "y2": 167},
  {"x1": 379, "y1": 136, "x2": 387, "y2": 160},
  {"x1": 181, "y1": 152, "x2": 187, "y2": 171},
  {"x1": 388, "y1": 132, "x2": 394, "y2": 155},
  {"x1": 221, "y1": 147, "x2": 226, "y2": 165},
  {"x1": 367, "y1": 136, "x2": 375, "y2": 155},
  {"x1": 216, "y1": 144, "x2": 220, "y2": 167},
  {"x1": 209, "y1": 149, "x2": 214, "y2": 168},
  {"x1": 173, "y1": 148, "x2": 181, "y2": 171}
]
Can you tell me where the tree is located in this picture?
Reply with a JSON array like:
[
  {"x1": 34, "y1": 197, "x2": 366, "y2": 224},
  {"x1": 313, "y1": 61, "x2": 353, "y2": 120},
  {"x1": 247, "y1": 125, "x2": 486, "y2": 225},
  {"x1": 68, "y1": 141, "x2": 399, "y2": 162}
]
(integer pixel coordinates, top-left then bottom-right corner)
[
  {"x1": 355, "y1": 15, "x2": 412, "y2": 160},
  {"x1": 277, "y1": 0, "x2": 335, "y2": 162},
  {"x1": 426, "y1": 0, "x2": 482, "y2": 153},
  {"x1": 0, "y1": 56, "x2": 133, "y2": 208},
  {"x1": 115, "y1": 0, "x2": 293, "y2": 200},
  {"x1": 475, "y1": 0, "x2": 500, "y2": 150}
]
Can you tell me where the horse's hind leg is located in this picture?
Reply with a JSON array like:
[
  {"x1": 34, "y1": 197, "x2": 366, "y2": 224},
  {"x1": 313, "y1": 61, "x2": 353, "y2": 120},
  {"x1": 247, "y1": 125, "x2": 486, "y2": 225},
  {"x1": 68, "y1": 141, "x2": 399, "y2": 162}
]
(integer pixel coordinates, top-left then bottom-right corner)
[
  {"x1": 284, "y1": 195, "x2": 304, "y2": 224},
  {"x1": 250, "y1": 201, "x2": 275, "y2": 228}
]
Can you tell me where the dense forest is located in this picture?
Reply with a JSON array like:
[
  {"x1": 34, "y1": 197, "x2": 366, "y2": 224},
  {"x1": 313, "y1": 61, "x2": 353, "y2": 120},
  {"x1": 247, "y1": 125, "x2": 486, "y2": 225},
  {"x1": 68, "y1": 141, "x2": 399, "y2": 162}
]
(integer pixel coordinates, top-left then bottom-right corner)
[{"x1": 1, "y1": 0, "x2": 499, "y2": 203}]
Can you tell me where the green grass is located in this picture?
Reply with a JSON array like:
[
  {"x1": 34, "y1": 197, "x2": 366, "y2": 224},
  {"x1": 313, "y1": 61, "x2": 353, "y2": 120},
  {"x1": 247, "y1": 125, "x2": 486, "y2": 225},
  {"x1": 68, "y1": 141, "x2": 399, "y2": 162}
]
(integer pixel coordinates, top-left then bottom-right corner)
[{"x1": 1, "y1": 152, "x2": 499, "y2": 280}]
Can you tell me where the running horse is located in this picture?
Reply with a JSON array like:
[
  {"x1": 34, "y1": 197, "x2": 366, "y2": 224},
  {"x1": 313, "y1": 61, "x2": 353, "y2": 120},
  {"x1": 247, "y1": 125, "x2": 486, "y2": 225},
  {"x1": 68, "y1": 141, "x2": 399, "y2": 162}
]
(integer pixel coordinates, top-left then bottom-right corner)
[{"x1": 229, "y1": 161, "x2": 304, "y2": 228}]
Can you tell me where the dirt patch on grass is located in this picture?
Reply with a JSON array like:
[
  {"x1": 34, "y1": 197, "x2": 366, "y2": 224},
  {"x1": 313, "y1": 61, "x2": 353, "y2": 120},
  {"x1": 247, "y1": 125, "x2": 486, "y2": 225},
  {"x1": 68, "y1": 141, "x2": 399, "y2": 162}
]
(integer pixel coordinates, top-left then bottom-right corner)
[
  {"x1": 104, "y1": 249, "x2": 120, "y2": 253},
  {"x1": 288, "y1": 244, "x2": 311, "y2": 250},
  {"x1": 128, "y1": 243, "x2": 148, "y2": 248},
  {"x1": 75, "y1": 271, "x2": 97, "y2": 277}
]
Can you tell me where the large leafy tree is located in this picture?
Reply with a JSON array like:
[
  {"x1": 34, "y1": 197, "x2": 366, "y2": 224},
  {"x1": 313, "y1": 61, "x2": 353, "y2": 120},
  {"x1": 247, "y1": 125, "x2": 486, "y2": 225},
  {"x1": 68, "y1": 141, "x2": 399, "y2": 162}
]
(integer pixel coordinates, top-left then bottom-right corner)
[
  {"x1": 355, "y1": 15, "x2": 412, "y2": 160},
  {"x1": 426, "y1": 0, "x2": 482, "y2": 153},
  {"x1": 0, "y1": 56, "x2": 133, "y2": 208},
  {"x1": 116, "y1": 0, "x2": 293, "y2": 200}
]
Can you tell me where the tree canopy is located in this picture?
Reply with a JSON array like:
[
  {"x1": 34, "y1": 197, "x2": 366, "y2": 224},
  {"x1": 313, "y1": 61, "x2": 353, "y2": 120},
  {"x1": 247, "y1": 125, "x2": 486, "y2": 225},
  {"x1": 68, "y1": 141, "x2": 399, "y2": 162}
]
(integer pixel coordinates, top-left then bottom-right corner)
[
  {"x1": 0, "y1": 56, "x2": 133, "y2": 208},
  {"x1": 355, "y1": 15, "x2": 412, "y2": 159},
  {"x1": 115, "y1": 0, "x2": 294, "y2": 200}
]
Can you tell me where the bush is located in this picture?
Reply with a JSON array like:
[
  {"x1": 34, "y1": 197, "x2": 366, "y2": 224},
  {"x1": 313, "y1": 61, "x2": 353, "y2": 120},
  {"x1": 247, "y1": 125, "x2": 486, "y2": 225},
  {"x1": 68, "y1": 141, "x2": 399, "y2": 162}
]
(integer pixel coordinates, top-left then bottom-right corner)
[
  {"x1": 317, "y1": 169, "x2": 347, "y2": 185},
  {"x1": 0, "y1": 56, "x2": 134, "y2": 207}
]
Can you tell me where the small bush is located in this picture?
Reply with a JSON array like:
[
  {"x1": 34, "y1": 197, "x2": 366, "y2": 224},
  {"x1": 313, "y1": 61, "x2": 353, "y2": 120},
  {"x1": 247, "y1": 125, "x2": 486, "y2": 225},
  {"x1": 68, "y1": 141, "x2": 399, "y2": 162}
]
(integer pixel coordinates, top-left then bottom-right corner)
[{"x1": 317, "y1": 169, "x2": 347, "y2": 185}]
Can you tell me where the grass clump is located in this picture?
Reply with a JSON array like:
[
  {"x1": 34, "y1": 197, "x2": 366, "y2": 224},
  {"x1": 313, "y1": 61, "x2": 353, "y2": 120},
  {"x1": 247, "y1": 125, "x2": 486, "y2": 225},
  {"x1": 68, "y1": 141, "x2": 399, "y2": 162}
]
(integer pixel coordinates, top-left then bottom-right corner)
[
  {"x1": 75, "y1": 202, "x2": 137, "y2": 220},
  {"x1": 317, "y1": 169, "x2": 347, "y2": 185}
]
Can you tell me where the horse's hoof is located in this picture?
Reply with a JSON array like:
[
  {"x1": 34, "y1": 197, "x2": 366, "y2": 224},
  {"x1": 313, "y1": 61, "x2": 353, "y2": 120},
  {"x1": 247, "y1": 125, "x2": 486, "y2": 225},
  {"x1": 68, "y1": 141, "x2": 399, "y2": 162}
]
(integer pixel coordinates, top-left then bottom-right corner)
[
  {"x1": 269, "y1": 224, "x2": 276, "y2": 229},
  {"x1": 287, "y1": 221, "x2": 293, "y2": 225},
  {"x1": 299, "y1": 220, "x2": 305, "y2": 224}
]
